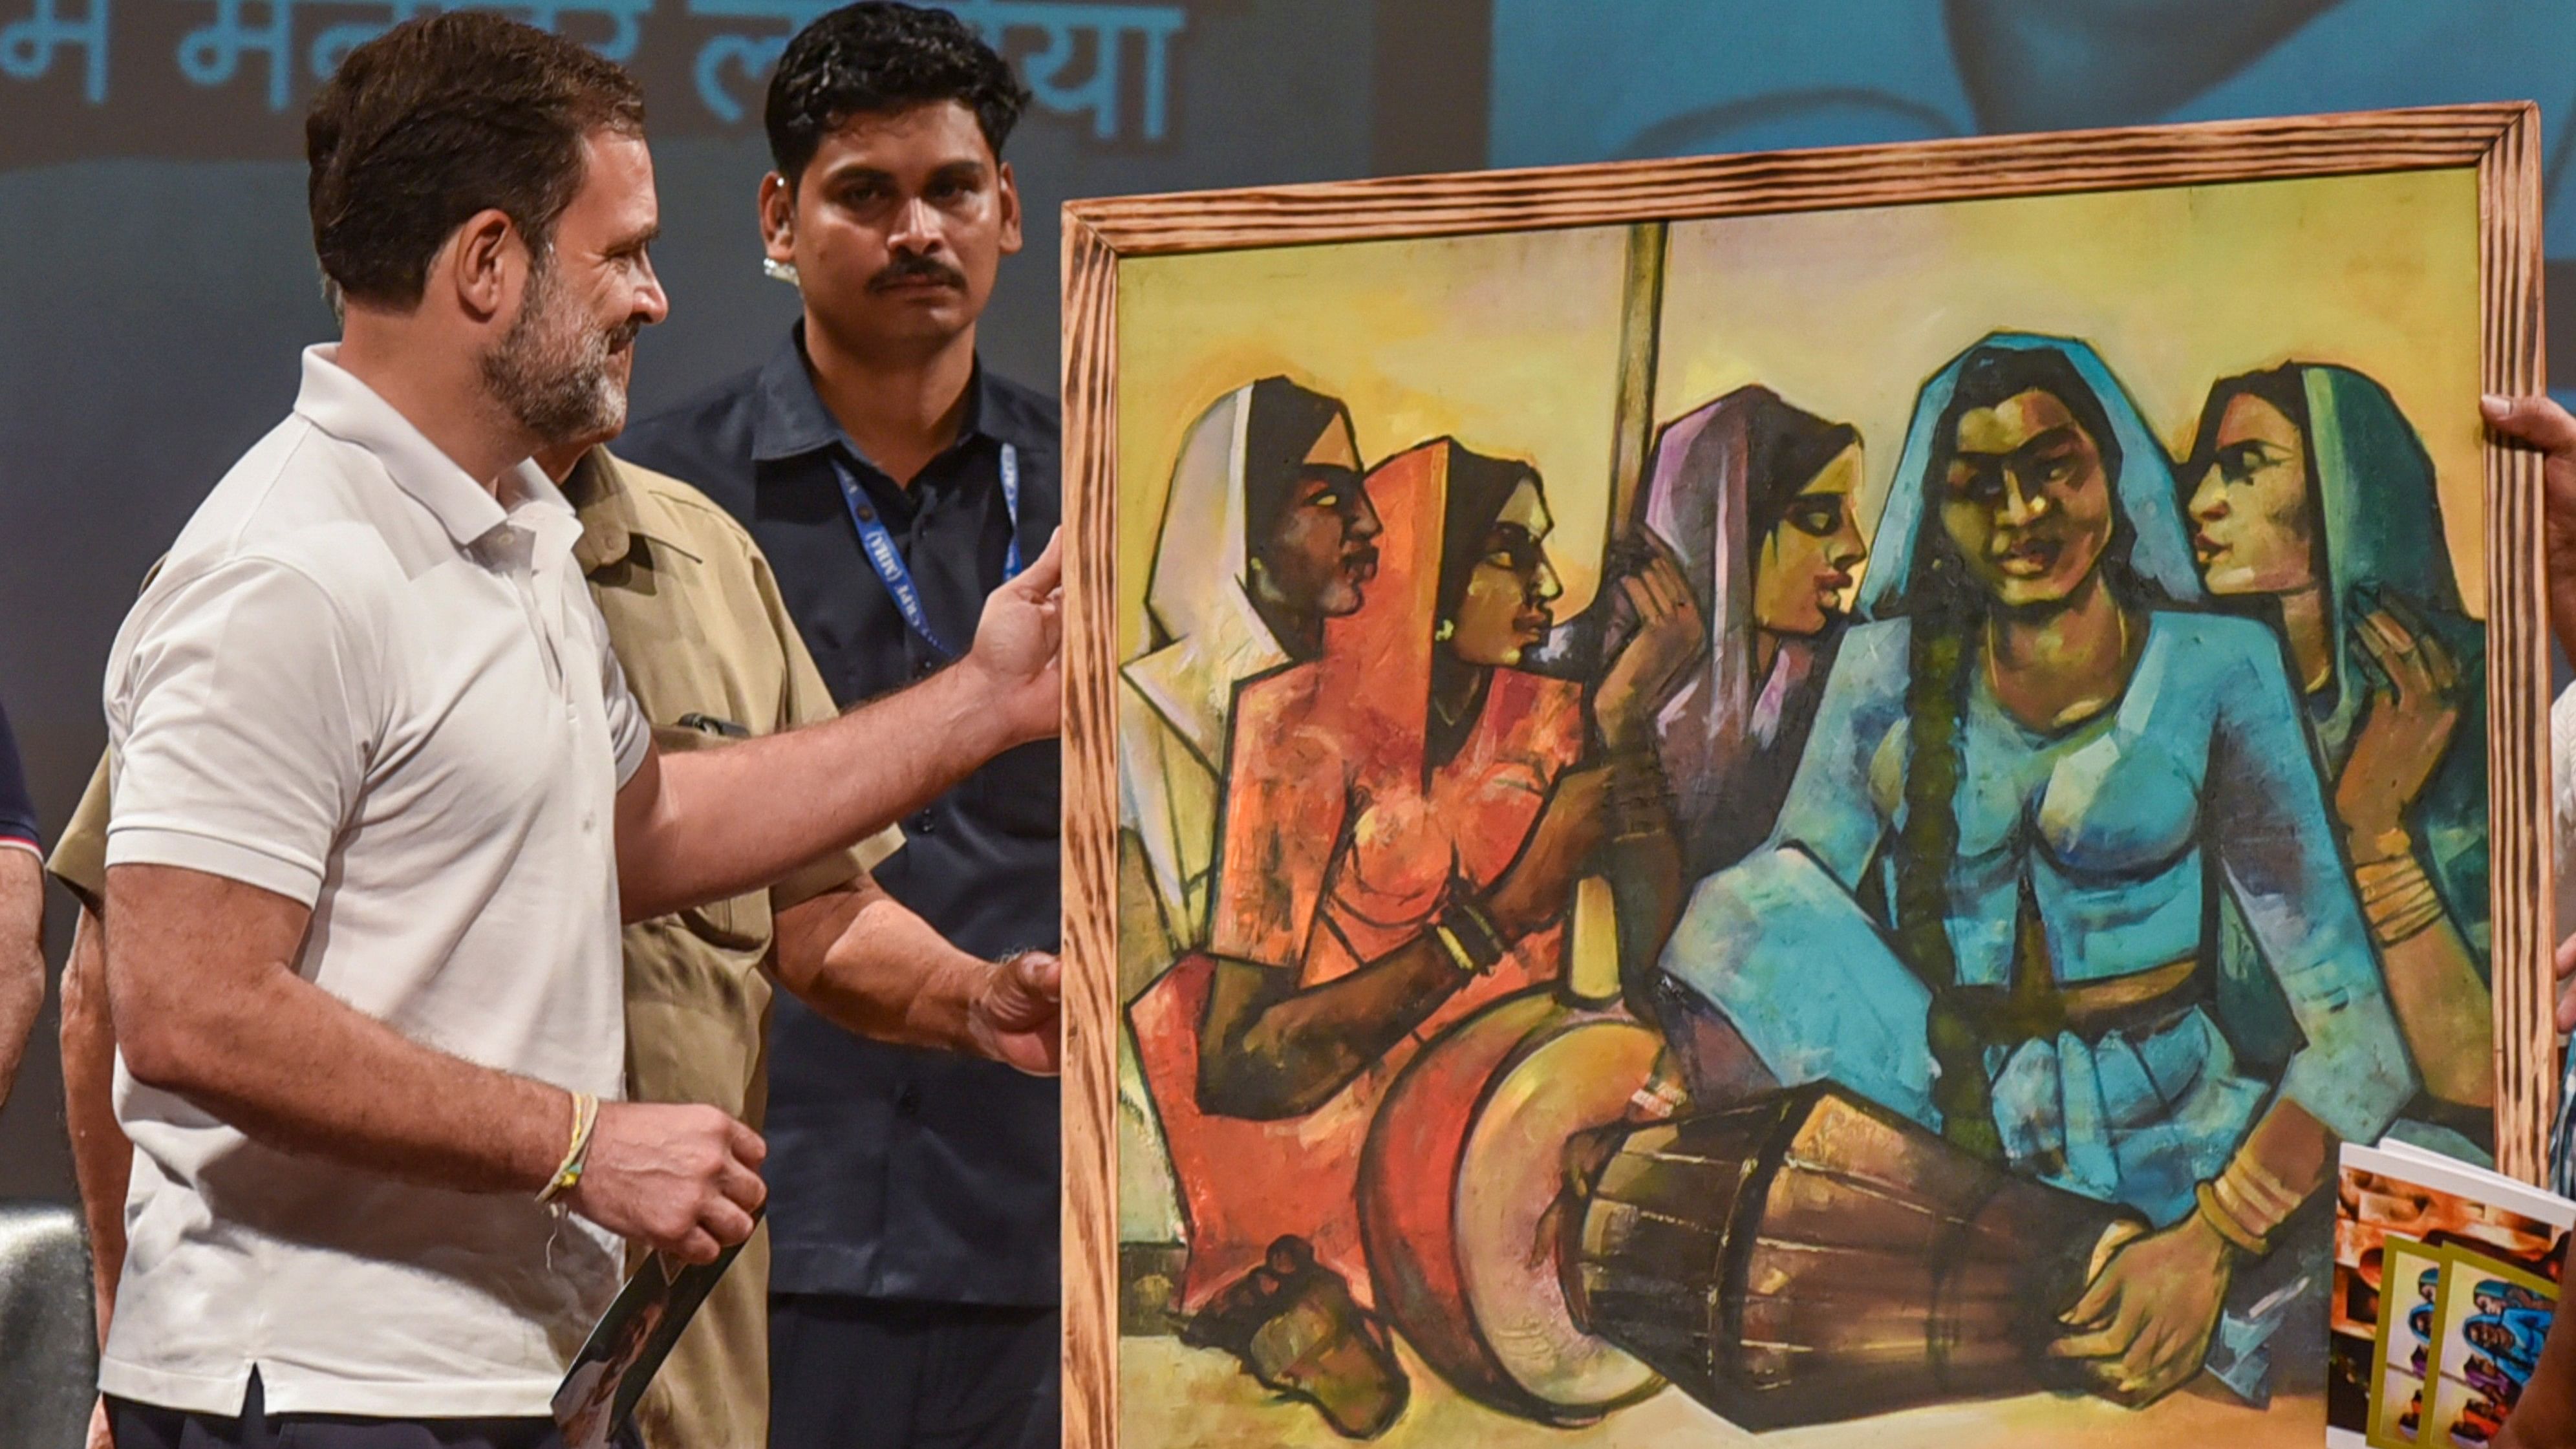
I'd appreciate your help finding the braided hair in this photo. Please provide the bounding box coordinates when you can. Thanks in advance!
[1885,344,2143,1159]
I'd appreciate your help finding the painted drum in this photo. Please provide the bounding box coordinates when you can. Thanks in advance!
[1563,1082,2146,1430]
[1357,984,1668,1424]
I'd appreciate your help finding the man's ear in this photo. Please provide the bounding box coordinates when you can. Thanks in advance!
[759,172,797,265]
[444,207,522,323]
[996,159,1023,257]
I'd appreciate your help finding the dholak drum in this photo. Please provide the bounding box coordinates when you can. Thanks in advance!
[1563,1082,2146,1430]
[1357,983,1668,1424]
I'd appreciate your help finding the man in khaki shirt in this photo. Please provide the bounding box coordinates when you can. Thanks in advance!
[54,446,1057,1449]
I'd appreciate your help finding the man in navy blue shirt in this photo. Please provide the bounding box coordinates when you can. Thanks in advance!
[0,698,40,1110]
[616,5,1058,1445]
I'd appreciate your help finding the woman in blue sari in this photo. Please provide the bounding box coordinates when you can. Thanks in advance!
[2184,363,2491,1135]
[1648,334,2416,1404]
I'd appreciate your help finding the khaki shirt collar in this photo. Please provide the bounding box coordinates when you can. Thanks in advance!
[564,447,705,575]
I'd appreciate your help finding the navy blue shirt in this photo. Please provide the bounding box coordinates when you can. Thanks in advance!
[0,700,36,852]
[618,328,1060,1305]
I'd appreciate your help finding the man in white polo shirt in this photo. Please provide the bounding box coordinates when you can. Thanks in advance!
[94,14,1062,1448]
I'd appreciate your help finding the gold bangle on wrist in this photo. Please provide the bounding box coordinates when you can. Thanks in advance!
[2195,1180,2269,1257]
[2360,854,2444,945]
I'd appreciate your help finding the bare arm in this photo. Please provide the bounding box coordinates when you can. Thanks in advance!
[0,849,39,1110]
[769,874,1060,1075]
[615,533,1063,923]
[2496,1238,2576,1448]
[106,863,764,1261]
[108,863,574,1188]
[58,899,125,1347]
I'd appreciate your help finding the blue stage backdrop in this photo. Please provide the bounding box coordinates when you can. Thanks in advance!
[0,0,2560,1196]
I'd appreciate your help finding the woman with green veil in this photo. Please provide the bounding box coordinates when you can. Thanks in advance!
[1645,333,2417,1407]
[2184,364,2492,1140]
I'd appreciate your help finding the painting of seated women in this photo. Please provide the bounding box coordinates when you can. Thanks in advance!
[1128,434,1702,1326]
[1644,332,2426,1407]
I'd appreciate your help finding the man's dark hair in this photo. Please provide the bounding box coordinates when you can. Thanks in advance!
[764,2,1032,182]
[306,12,645,308]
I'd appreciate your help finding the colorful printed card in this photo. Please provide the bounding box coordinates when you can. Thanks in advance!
[2421,1244,2559,1449]
[2330,1143,2572,1449]
[2367,1237,2447,1447]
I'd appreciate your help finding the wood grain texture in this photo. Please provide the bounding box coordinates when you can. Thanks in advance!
[1059,211,1121,1449]
[1063,105,2526,256]
[1059,102,2553,1444]
[2478,103,2551,1184]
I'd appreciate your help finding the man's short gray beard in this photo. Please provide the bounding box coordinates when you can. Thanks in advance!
[480,255,627,449]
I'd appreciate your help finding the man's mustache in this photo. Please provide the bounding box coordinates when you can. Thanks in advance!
[870,255,967,292]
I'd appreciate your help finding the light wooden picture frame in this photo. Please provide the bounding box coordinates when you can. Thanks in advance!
[1061,103,2548,1449]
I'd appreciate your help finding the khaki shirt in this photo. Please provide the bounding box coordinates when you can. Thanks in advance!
[52,448,899,1448]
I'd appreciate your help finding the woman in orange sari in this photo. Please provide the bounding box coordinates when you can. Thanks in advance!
[1131,436,1702,1322]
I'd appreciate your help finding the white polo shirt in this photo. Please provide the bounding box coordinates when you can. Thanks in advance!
[98,345,650,1419]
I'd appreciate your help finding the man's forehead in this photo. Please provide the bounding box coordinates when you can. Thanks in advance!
[814,100,994,170]
[565,128,658,230]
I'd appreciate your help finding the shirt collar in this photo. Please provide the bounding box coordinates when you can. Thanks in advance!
[563,448,705,575]
[291,343,559,551]
[749,321,1030,467]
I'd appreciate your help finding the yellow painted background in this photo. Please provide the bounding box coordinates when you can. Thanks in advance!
[1115,165,2484,663]
[1655,166,2485,614]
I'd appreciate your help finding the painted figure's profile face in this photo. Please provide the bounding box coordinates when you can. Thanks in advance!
[1250,415,1380,621]
[1448,477,1562,667]
[1939,388,2115,610]
[2187,392,2317,597]
[766,100,1023,356]
[1753,441,1869,638]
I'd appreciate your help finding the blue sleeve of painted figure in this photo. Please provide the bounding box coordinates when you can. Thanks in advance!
[2203,616,2416,1146]
[1765,619,1909,890]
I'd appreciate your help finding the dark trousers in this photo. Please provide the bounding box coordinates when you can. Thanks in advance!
[109,1371,639,1449]
[769,1295,1059,1449]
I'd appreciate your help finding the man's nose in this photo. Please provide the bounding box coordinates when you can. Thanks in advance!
[633,253,671,325]
[888,197,942,253]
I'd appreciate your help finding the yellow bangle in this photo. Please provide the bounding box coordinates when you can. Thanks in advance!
[537,1090,599,1206]
[2195,1180,2270,1256]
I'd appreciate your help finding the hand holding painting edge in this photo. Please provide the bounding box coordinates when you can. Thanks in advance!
[2482,396,2576,1033]
[959,528,1066,749]
[967,949,1064,1076]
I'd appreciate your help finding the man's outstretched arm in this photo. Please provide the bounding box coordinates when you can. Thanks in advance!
[615,530,1062,922]
[770,873,1061,1076]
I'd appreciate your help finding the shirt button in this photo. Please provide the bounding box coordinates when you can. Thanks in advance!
[895,1083,921,1117]
[913,811,936,835]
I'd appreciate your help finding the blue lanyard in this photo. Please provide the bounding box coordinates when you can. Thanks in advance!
[833,443,1021,660]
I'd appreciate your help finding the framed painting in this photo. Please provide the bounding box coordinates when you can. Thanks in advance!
[1059,103,2549,1449]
